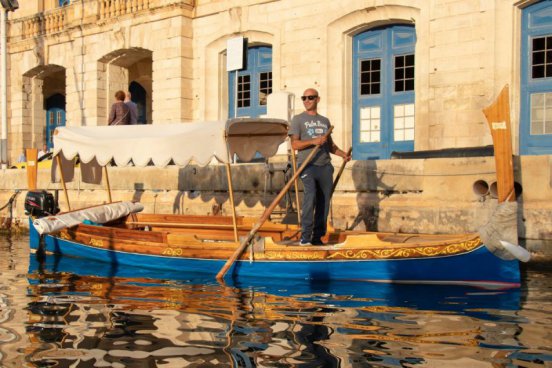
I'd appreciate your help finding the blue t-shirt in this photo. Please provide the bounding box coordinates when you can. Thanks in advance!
[289,112,331,166]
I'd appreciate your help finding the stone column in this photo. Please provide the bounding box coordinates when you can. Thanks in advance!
[150,17,193,124]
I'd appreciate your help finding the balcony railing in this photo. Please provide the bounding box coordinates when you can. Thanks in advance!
[99,0,151,19]
[22,9,65,39]
[11,0,194,41]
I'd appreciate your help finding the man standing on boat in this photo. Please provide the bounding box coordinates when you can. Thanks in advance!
[290,88,351,246]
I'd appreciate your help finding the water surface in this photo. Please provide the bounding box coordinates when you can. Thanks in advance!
[0,233,551,367]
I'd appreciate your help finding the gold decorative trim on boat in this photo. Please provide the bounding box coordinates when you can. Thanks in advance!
[326,238,482,260]
[89,238,104,248]
[264,251,328,260]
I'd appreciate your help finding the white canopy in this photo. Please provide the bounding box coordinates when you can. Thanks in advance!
[51,118,290,184]
[226,118,290,162]
[53,118,289,167]
[53,121,229,167]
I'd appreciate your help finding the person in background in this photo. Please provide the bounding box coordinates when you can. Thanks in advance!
[108,90,130,125]
[38,144,49,159]
[17,149,26,163]
[125,91,138,124]
[289,88,351,246]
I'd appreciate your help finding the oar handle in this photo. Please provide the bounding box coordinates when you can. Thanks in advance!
[216,126,334,281]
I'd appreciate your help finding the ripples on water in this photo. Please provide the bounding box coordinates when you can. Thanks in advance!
[0,233,551,367]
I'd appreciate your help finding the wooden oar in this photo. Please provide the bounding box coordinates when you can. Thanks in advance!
[331,146,352,196]
[216,127,334,281]
[290,146,301,225]
[329,146,352,227]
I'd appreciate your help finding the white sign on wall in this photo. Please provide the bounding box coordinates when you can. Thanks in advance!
[226,36,245,72]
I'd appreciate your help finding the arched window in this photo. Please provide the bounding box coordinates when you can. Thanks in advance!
[352,25,416,159]
[521,0,552,155]
[45,94,66,150]
[228,46,272,118]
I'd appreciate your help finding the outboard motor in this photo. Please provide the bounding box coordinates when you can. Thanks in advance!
[25,190,59,218]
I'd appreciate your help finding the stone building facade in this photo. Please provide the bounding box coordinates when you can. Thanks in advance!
[1,0,552,247]
[3,0,552,160]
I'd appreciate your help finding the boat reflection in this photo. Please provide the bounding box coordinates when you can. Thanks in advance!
[25,252,524,367]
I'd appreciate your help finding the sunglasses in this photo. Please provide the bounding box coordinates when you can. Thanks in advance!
[301,95,318,101]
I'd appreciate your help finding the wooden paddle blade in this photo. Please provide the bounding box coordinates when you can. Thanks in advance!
[26,148,38,190]
[482,85,515,203]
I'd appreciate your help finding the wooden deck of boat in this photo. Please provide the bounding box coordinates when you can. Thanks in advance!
[57,214,481,262]
[43,210,479,264]
[124,213,474,246]
[124,213,302,242]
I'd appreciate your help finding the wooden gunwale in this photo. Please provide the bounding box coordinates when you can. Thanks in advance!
[131,213,245,225]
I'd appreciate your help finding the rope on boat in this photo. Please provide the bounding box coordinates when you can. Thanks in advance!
[0,191,20,212]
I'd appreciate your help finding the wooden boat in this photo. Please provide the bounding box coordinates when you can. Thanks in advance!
[28,88,526,289]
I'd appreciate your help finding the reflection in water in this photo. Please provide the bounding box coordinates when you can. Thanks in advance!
[0,234,551,367]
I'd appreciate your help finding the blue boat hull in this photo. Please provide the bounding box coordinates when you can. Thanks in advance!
[28,252,522,312]
[29,220,521,289]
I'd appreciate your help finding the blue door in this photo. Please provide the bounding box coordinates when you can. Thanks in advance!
[229,46,272,118]
[45,94,66,150]
[129,81,147,124]
[520,0,552,155]
[352,25,416,160]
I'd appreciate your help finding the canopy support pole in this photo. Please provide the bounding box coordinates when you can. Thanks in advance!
[290,145,301,225]
[56,155,71,211]
[225,162,239,242]
[104,166,112,203]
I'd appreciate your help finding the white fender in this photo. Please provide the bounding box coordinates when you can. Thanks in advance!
[33,201,144,235]
[499,240,531,263]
